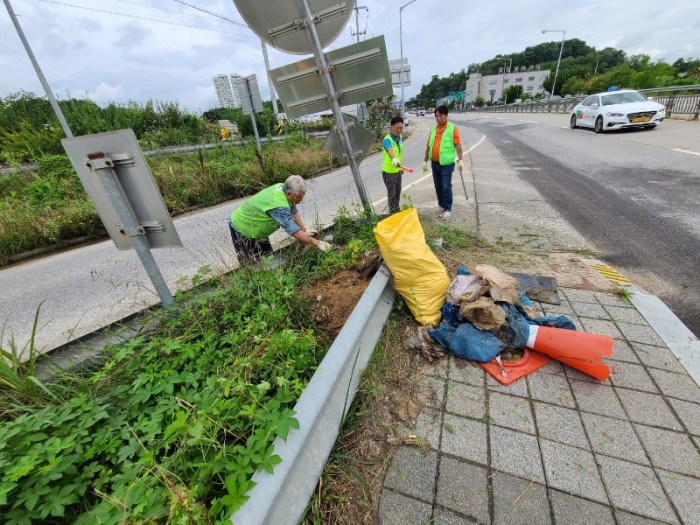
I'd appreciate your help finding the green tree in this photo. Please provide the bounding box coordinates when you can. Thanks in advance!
[503,84,524,103]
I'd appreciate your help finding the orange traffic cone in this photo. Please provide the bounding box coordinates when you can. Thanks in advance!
[526,325,613,381]
[481,348,550,385]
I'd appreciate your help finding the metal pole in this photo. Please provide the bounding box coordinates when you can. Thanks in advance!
[296,0,372,210]
[3,0,73,138]
[261,40,279,119]
[542,29,566,99]
[87,154,174,307]
[399,0,417,119]
[245,78,263,154]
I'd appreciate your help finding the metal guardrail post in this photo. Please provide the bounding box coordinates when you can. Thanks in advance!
[694,100,700,121]
[667,93,675,118]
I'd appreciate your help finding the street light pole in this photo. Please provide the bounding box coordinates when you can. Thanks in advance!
[542,29,566,99]
[399,0,417,118]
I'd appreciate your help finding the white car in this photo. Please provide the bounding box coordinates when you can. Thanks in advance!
[569,90,665,133]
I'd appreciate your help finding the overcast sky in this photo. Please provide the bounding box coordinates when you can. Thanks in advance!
[1,0,698,113]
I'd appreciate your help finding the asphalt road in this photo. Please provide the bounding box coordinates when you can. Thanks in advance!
[452,112,700,337]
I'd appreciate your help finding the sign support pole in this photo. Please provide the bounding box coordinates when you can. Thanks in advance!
[296,0,372,212]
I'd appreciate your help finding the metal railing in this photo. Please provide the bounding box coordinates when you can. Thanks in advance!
[465,84,700,119]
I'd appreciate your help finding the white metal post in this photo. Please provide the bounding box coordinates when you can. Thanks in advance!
[399,0,417,118]
[542,29,566,99]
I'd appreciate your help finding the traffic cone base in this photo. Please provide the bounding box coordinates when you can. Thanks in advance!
[481,348,551,386]
[526,325,613,381]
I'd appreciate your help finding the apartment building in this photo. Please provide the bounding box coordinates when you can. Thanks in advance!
[465,67,551,103]
[212,74,243,108]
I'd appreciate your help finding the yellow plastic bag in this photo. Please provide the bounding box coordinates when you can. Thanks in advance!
[374,208,449,324]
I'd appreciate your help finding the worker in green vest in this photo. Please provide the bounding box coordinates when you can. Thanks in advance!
[381,115,405,214]
[229,175,331,262]
[422,105,464,220]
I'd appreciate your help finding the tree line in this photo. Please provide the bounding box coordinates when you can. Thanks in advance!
[410,38,700,107]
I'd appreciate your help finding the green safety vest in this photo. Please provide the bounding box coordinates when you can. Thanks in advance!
[381,132,403,173]
[428,122,457,166]
[230,183,291,239]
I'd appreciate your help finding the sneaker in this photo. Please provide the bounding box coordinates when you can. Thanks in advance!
[441,210,451,220]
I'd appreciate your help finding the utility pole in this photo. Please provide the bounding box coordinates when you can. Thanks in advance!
[351,5,368,43]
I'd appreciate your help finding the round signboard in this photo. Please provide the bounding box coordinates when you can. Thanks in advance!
[233,0,355,54]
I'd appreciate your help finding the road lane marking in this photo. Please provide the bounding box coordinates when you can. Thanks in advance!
[673,148,700,157]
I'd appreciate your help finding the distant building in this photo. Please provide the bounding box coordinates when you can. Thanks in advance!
[212,74,243,108]
[465,67,551,103]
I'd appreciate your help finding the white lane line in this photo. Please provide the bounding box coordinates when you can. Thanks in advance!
[673,148,700,157]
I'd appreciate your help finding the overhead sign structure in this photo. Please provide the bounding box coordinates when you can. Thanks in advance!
[270,36,393,119]
[233,0,355,55]
[62,129,181,306]
[324,113,375,160]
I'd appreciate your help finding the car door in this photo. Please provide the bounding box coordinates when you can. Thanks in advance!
[577,96,593,127]
[586,96,601,127]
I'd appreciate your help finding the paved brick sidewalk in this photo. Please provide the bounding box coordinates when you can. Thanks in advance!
[378,287,700,524]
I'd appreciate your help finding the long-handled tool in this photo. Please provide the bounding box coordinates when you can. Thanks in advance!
[457,164,469,201]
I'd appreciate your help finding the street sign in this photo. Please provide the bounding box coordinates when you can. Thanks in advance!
[62,130,181,250]
[324,113,375,159]
[388,58,411,88]
[270,36,392,119]
[232,0,355,54]
[235,75,264,116]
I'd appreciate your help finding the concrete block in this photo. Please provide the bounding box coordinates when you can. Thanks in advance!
[489,392,536,434]
[527,370,576,409]
[668,398,700,436]
[533,402,589,449]
[597,455,677,523]
[579,317,623,339]
[594,292,633,308]
[441,413,488,465]
[449,357,486,387]
[570,380,627,419]
[411,407,442,450]
[550,489,614,525]
[435,456,490,523]
[445,381,486,420]
[490,426,544,482]
[603,305,648,325]
[432,507,474,525]
[616,388,683,431]
[378,488,433,525]
[658,470,700,525]
[634,425,700,477]
[492,471,551,525]
[606,339,640,364]
[563,289,599,304]
[383,446,438,501]
[581,413,648,464]
[616,322,665,346]
[570,301,609,320]
[608,362,658,393]
[632,343,686,374]
[646,367,700,402]
[486,372,529,397]
[418,374,447,410]
[540,439,608,503]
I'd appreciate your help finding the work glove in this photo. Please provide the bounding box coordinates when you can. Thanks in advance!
[458,160,464,173]
[391,157,401,168]
[307,229,318,239]
[422,162,429,173]
[317,241,333,252]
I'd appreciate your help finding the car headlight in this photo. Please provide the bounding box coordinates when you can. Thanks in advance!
[606,112,624,117]
[657,109,666,115]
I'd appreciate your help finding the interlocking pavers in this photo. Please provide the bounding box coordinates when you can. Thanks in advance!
[441,413,488,465]
[570,301,609,320]
[549,490,614,524]
[570,380,627,419]
[486,373,529,397]
[449,357,486,387]
[615,510,672,524]
[533,402,589,449]
[378,489,433,525]
[604,304,648,325]
[492,471,551,525]
[410,407,441,450]
[646,367,700,402]
[383,446,438,500]
[634,425,700,477]
[562,289,599,304]
[490,426,545,482]
[616,322,666,346]
[527,369,577,409]
[608,362,658,393]
[488,392,535,434]
[435,456,490,523]
[425,355,449,379]
[540,439,608,503]
[579,317,624,339]
[616,388,683,431]
[657,470,700,525]
[597,456,678,523]
[631,342,686,373]
[418,374,447,409]
[542,303,576,317]
[593,292,632,307]
[607,339,640,364]
[580,413,649,464]
[445,381,486,420]
[667,398,700,436]
[432,507,475,525]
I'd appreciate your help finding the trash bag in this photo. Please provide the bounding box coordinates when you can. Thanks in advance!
[374,208,450,325]
[428,322,505,362]
[459,296,507,331]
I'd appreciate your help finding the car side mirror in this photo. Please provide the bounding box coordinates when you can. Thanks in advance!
[591,103,599,109]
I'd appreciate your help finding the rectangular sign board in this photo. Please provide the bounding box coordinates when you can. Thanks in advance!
[62,129,182,250]
[270,35,392,119]
[235,74,264,115]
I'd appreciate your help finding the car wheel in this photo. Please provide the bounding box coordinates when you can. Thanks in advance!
[594,116,604,134]
[570,114,578,129]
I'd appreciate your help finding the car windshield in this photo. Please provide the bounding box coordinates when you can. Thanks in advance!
[601,92,647,106]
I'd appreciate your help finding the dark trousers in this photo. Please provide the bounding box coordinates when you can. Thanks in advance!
[229,222,272,262]
[382,170,403,214]
[431,161,455,211]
